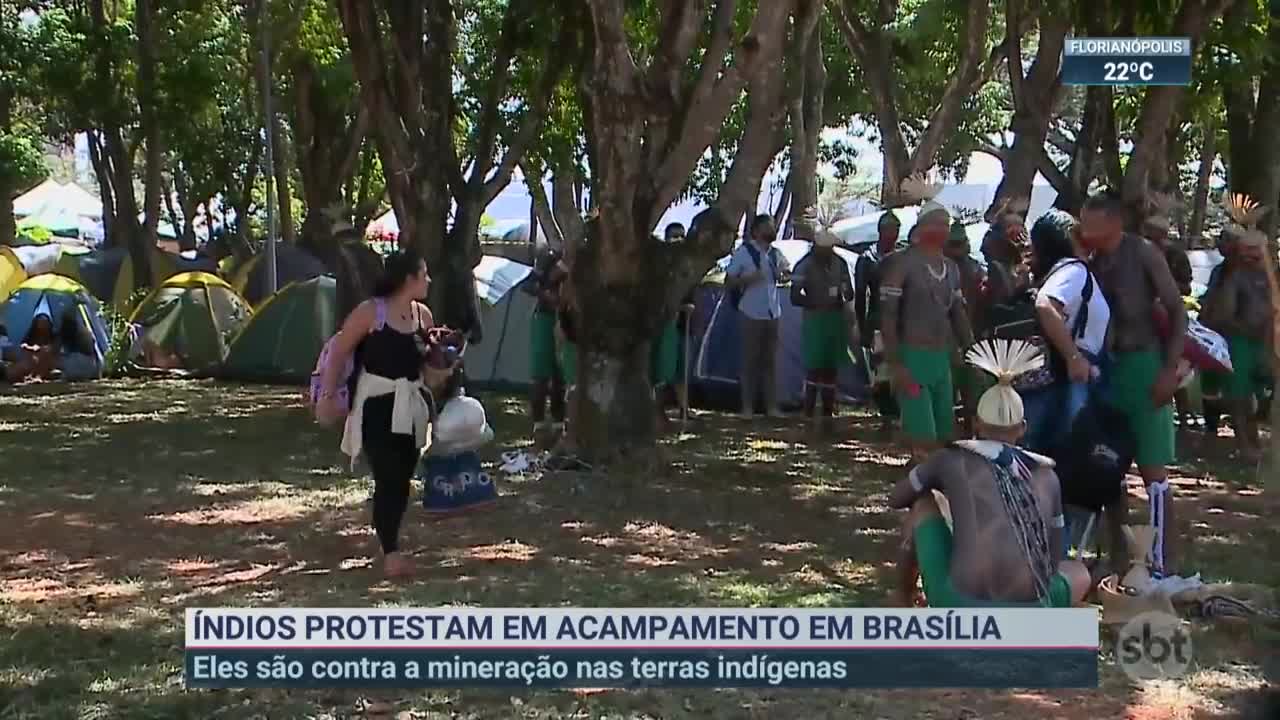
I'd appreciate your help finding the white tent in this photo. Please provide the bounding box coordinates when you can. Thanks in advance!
[13,181,102,220]
[367,208,398,236]
[467,255,537,387]
[830,206,990,259]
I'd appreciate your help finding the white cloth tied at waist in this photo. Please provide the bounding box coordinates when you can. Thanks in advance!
[341,372,431,467]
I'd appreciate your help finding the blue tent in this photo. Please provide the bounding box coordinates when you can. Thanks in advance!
[2,274,111,363]
[690,239,866,409]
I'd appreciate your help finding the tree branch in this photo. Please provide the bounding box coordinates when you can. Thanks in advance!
[468,0,526,189]
[907,0,995,175]
[479,27,573,207]
[651,0,795,215]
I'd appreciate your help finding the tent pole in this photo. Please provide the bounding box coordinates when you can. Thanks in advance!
[260,0,278,295]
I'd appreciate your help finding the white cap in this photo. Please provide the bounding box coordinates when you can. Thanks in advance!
[965,339,1045,428]
[919,200,950,223]
[814,230,839,248]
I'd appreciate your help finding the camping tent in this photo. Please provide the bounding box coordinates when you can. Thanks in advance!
[2,274,110,365]
[228,245,328,306]
[13,180,102,220]
[0,247,28,302]
[831,207,990,258]
[129,272,252,371]
[691,239,866,409]
[222,275,337,383]
[465,255,536,387]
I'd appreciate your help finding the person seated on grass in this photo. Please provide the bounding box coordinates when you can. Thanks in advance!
[55,310,104,381]
[889,338,1092,608]
[8,303,61,382]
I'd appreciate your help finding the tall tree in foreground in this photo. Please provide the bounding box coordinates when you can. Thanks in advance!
[337,0,572,332]
[566,0,802,459]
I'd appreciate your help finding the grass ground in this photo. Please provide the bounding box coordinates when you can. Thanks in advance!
[0,379,1277,719]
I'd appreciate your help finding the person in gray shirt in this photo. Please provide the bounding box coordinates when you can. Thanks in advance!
[725,214,792,417]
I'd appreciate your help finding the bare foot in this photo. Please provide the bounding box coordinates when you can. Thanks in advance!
[383,552,414,578]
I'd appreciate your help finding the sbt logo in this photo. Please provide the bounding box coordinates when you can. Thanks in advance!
[1115,612,1193,681]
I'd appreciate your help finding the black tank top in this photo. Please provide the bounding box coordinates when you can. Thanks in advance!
[358,303,429,438]
[360,323,428,380]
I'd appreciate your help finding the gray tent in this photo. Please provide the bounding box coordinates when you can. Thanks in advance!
[466,255,536,387]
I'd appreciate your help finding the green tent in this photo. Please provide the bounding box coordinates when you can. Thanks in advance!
[130,272,252,372]
[223,275,337,383]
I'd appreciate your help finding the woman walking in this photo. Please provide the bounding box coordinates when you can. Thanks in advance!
[317,250,434,578]
[1022,210,1111,452]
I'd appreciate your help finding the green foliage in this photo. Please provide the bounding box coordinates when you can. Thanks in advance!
[16,223,52,244]
[101,288,151,378]
[0,128,47,189]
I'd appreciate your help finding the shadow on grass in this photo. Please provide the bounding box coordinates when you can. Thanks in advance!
[0,380,1273,718]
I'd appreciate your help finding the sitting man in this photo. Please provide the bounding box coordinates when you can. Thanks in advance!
[890,338,1092,608]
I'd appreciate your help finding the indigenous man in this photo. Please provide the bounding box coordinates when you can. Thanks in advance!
[880,180,975,463]
[1203,195,1276,460]
[652,223,697,427]
[1201,227,1240,436]
[524,239,569,438]
[791,227,856,432]
[946,219,986,433]
[1144,215,1194,297]
[854,211,902,430]
[1081,191,1188,577]
[979,204,1031,332]
[1143,211,1197,428]
[891,339,1092,608]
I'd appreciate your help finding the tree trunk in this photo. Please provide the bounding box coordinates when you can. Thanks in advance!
[136,0,161,290]
[570,0,794,461]
[988,9,1068,217]
[1054,85,1111,214]
[0,87,15,247]
[772,173,793,232]
[273,116,295,245]
[86,131,117,242]
[788,5,823,238]
[1187,127,1216,245]
[1121,0,1233,215]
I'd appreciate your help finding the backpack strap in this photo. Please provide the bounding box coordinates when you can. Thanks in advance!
[744,242,762,268]
[372,297,388,331]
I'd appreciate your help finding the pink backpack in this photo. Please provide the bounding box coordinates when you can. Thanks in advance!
[309,298,388,420]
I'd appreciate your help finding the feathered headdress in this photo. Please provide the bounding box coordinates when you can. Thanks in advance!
[892,173,946,225]
[1142,191,1182,233]
[795,204,843,247]
[965,339,1045,428]
[1224,193,1269,247]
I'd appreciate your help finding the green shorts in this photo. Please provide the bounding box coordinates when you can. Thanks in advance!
[914,516,1073,608]
[560,341,577,386]
[898,345,955,443]
[530,310,559,381]
[803,310,852,371]
[1224,335,1265,400]
[651,320,679,387]
[1107,350,1175,467]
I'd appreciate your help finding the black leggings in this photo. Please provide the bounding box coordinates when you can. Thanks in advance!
[364,431,419,554]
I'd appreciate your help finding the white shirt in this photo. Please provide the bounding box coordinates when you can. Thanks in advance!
[1037,258,1111,356]
[726,240,792,321]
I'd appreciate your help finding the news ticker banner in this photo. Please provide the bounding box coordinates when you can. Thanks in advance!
[1062,37,1192,86]
[185,608,1099,689]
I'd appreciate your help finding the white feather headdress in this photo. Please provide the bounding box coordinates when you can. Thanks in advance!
[965,339,1044,428]
[900,173,948,223]
[1224,193,1270,247]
